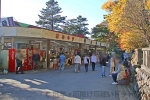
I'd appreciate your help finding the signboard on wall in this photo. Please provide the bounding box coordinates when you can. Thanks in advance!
[0,17,15,27]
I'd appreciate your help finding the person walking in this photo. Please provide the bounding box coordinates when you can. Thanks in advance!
[59,53,66,73]
[74,52,81,73]
[84,54,90,72]
[91,53,97,71]
[101,54,107,77]
[16,49,25,74]
[32,50,40,71]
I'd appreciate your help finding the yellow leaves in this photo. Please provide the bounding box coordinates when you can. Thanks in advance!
[102,0,115,11]
[119,32,147,51]
[103,0,127,34]
[144,0,150,10]
[102,0,150,51]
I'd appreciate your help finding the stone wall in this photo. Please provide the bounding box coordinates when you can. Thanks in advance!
[128,65,141,100]
[129,48,150,100]
[135,68,150,100]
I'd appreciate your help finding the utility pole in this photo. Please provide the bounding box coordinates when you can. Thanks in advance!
[0,0,1,23]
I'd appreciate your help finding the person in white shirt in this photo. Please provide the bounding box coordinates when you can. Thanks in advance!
[74,52,81,73]
[84,54,90,72]
[91,53,97,71]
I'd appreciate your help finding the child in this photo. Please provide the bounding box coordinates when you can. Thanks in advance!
[84,54,90,72]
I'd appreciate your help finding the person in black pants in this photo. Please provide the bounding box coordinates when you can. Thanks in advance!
[101,54,107,77]
[16,50,24,74]
[84,54,90,72]
[91,53,97,71]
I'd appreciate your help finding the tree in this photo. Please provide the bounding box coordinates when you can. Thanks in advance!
[91,21,118,51]
[36,0,66,31]
[91,25,109,42]
[62,15,89,35]
[102,0,116,12]
[102,0,150,51]
[118,32,147,52]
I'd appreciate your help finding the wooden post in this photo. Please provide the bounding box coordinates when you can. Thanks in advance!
[11,37,14,49]
[46,39,50,69]
[79,43,82,55]
[95,45,97,54]
[39,42,43,50]
[28,40,31,49]
[1,36,4,49]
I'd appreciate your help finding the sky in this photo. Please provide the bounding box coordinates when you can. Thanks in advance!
[1,0,107,30]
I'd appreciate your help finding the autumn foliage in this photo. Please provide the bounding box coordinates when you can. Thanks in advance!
[102,0,150,51]
[102,0,115,12]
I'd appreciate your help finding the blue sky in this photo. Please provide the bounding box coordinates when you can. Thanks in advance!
[1,0,107,30]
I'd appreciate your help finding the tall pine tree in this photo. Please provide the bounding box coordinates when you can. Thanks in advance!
[62,15,89,35]
[36,0,66,31]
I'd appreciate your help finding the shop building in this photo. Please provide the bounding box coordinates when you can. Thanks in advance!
[0,17,108,72]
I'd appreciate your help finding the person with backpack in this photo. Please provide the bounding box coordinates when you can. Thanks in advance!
[84,54,90,72]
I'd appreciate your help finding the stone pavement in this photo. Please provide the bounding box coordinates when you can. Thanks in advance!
[0,64,132,100]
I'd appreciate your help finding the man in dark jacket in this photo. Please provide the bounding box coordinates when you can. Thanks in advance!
[32,50,40,71]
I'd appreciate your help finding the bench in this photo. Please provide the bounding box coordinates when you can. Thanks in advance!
[118,68,130,85]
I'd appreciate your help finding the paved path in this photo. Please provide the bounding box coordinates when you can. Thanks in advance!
[0,64,120,100]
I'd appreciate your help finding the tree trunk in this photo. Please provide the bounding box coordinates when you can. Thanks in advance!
[52,15,54,30]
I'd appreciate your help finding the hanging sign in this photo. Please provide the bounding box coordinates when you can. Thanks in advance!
[0,17,15,26]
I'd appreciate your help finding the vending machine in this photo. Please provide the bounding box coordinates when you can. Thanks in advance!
[27,49,33,70]
[20,49,28,71]
[1,49,33,72]
[8,49,16,72]
[1,49,16,72]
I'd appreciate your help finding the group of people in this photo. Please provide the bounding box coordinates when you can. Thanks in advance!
[59,52,110,74]
[109,53,129,84]
[59,52,129,85]
[16,49,129,85]
[16,49,40,74]
[58,52,98,73]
